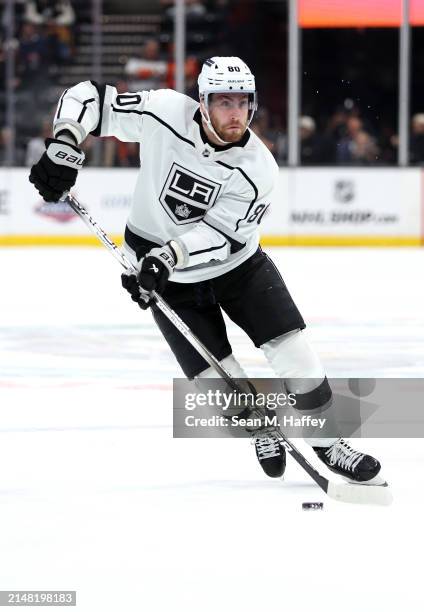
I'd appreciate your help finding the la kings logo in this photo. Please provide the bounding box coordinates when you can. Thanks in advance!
[159,163,221,225]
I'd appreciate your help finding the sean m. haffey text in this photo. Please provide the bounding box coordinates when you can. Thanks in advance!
[183,389,327,430]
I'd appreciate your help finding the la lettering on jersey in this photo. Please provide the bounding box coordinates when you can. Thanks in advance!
[160,163,222,224]
[54,83,279,282]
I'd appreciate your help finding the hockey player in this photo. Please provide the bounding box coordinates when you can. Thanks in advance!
[29,56,383,484]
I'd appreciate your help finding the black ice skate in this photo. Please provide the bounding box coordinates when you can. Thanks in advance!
[313,438,384,485]
[255,437,286,478]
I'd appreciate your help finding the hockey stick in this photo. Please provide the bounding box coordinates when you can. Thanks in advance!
[65,192,392,506]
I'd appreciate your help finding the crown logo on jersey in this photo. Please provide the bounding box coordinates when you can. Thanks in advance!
[175,203,191,218]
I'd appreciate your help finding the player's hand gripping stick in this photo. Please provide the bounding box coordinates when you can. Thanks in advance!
[29,138,85,202]
[121,243,178,309]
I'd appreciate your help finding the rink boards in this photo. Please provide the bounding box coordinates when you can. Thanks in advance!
[0,167,422,246]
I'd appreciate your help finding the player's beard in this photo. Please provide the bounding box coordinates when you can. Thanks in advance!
[215,121,247,143]
[212,121,247,142]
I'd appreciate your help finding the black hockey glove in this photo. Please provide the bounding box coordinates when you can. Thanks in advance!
[121,242,178,310]
[29,138,85,202]
[121,271,151,310]
[139,243,177,293]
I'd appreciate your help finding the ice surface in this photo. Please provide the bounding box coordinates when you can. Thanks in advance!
[0,247,423,611]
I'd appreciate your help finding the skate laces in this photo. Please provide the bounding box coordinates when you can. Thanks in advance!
[325,439,364,472]
[255,437,281,460]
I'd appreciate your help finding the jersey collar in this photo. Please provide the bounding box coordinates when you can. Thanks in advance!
[193,109,250,151]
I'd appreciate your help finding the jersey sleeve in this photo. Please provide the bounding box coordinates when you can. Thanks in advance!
[53,80,152,144]
[174,162,277,269]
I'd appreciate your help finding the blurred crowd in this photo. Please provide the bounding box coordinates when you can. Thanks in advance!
[2,0,424,167]
[3,1,75,84]
[248,104,424,167]
[1,0,76,163]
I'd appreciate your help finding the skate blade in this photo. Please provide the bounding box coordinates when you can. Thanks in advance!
[327,481,393,506]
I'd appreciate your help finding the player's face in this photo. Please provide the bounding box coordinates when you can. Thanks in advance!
[207,93,249,142]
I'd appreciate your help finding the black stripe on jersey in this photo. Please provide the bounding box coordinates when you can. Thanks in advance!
[77,98,96,123]
[56,89,69,118]
[215,160,259,231]
[111,106,196,148]
[204,59,215,66]
[189,242,227,256]
[202,219,246,254]
[90,82,106,137]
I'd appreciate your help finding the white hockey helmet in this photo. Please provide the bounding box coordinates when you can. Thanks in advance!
[198,56,258,144]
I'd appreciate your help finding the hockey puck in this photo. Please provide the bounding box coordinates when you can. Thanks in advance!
[302,502,324,511]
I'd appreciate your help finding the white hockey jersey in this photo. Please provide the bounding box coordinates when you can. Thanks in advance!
[53,81,279,283]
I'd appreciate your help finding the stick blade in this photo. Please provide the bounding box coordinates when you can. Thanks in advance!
[327,481,393,506]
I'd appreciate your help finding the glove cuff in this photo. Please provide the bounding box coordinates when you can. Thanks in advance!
[54,129,79,146]
[167,239,187,269]
[45,138,85,169]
